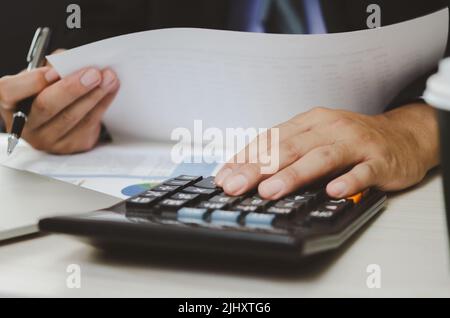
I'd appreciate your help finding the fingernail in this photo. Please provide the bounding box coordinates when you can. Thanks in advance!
[224,174,248,194]
[260,179,285,198]
[215,168,233,186]
[80,69,101,87]
[328,181,348,197]
[101,70,116,90]
[45,69,59,82]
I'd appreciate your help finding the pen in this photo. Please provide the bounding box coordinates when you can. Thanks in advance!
[7,27,52,155]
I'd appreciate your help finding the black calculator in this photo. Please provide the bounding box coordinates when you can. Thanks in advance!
[39,175,387,261]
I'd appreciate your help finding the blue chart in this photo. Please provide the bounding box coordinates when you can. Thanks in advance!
[120,162,218,197]
[121,183,154,197]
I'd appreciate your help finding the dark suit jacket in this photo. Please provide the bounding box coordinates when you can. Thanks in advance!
[0,0,448,105]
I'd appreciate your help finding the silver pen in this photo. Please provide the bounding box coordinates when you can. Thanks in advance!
[7,27,52,155]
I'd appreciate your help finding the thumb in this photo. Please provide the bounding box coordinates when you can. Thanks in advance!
[326,161,381,198]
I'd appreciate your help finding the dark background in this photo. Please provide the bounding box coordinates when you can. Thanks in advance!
[0,0,448,102]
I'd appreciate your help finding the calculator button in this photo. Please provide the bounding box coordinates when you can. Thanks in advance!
[245,213,276,228]
[308,200,350,223]
[175,175,203,182]
[298,189,324,201]
[284,195,313,207]
[142,191,168,199]
[308,210,336,222]
[274,200,307,211]
[177,208,208,224]
[198,201,228,210]
[210,210,242,226]
[347,192,363,204]
[327,198,353,206]
[183,186,219,197]
[266,206,295,215]
[171,192,200,201]
[126,196,158,210]
[163,179,193,187]
[285,194,310,202]
[193,177,218,189]
[152,185,180,193]
[234,205,259,213]
[209,195,241,205]
[160,199,188,210]
[241,196,270,208]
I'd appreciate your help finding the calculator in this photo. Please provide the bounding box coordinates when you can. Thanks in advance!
[39,175,387,261]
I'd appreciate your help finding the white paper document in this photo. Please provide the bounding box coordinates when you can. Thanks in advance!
[0,135,218,198]
[49,9,449,141]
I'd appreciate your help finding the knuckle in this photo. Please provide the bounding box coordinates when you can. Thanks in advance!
[282,138,301,158]
[60,110,77,124]
[33,95,52,116]
[331,117,354,130]
[316,147,337,166]
[238,163,262,179]
[309,106,329,115]
[282,166,301,186]
[60,77,85,97]
[292,113,305,123]
[81,112,100,127]
[360,130,380,144]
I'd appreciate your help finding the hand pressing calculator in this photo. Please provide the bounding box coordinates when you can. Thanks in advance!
[39,175,387,261]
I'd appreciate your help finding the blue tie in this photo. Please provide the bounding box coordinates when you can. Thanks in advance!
[228,0,270,32]
[302,0,327,34]
[229,0,327,34]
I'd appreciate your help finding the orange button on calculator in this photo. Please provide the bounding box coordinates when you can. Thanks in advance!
[347,190,370,204]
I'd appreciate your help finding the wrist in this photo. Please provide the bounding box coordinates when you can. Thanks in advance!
[381,103,440,171]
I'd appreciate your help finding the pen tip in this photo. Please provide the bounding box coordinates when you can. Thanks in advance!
[7,135,18,156]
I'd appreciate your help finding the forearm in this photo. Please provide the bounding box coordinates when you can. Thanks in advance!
[381,103,440,172]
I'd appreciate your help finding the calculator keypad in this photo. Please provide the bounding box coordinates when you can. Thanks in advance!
[125,175,366,232]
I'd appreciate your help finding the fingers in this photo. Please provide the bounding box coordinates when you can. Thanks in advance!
[33,69,119,145]
[326,161,381,198]
[219,130,331,195]
[49,119,102,155]
[0,67,57,109]
[215,124,312,186]
[258,143,361,200]
[215,108,337,186]
[48,87,119,154]
[27,68,103,129]
[215,125,290,185]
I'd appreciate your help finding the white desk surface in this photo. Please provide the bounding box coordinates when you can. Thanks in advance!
[0,172,449,298]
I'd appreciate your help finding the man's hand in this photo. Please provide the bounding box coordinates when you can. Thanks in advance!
[215,104,439,199]
[0,64,119,154]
